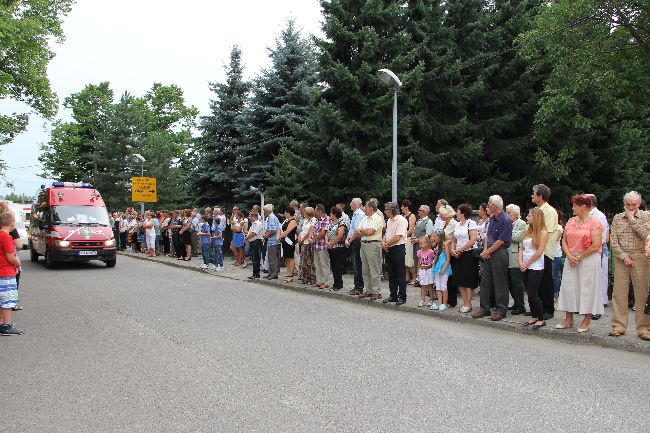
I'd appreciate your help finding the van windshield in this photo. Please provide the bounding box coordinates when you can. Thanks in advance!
[51,206,110,226]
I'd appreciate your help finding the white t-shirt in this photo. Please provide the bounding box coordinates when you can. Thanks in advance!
[554,224,564,258]
[453,219,478,250]
[522,237,545,270]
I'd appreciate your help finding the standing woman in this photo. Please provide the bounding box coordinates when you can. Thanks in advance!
[160,211,171,256]
[401,200,417,284]
[179,209,193,261]
[326,206,347,291]
[556,194,604,332]
[552,211,565,300]
[519,208,549,329]
[170,211,183,259]
[279,208,298,283]
[230,209,245,266]
[144,211,156,257]
[298,207,316,285]
[451,204,480,313]
[119,213,128,251]
[128,215,139,252]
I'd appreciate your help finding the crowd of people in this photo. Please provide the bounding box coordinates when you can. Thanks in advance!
[112,184,650,342]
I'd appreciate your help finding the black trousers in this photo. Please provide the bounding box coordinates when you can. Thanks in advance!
[524,268,545,320]
[119,232,128,250]
[541,256,555,315]
[329,247,345,289]
[172,232,183,258]
[161,233,171,254]
[250,240,261,278]
[350,238,364,290]
[386,244,407,300]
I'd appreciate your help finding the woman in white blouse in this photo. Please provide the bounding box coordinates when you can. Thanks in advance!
[297,207,316,285]
[519,208,549,329]
[451,204,480,313]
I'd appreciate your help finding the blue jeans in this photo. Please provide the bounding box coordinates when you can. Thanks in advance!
[212,244,223,267]
[552,257,563,296]
[201,243,211,265]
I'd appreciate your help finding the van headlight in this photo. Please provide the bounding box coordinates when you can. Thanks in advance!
[55,240,70,247]
[104,239,116,247]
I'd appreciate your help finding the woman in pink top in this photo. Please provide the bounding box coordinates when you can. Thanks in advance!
[556,194,604,332]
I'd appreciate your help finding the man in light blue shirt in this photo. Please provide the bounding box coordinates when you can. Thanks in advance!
[264,204,280,280]
[344,197,365,294]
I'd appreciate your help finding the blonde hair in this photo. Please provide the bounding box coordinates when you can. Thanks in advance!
[418,236,431,248]
[524,208,546,248]
[304,206,315,218]
[438,205,455,218]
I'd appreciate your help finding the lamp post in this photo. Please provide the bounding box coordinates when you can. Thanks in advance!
[377,68,402,204]
[133,153,146,214]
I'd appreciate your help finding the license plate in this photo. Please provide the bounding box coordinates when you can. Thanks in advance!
[78,250,97,256]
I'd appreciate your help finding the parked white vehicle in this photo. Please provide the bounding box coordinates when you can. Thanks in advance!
[15,220,29,250]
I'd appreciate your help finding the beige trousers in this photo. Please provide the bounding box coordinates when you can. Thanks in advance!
[361,242,382,294]
[314,250,332,286]
[611,254,650,335]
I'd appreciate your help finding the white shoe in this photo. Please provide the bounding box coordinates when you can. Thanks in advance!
[200,264,208,269]
[208,264,216,270]
[217,266,224,272]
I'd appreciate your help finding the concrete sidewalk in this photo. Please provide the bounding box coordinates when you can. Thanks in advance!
[118,250,649,355]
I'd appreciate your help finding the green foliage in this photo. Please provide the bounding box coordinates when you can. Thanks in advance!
[40,82,198,210]
[190,46,249,208]
[520,0,650,211]
[0,0,72,174]
[2,192,34,203]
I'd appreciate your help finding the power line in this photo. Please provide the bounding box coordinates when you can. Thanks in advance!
[431,3,607,81]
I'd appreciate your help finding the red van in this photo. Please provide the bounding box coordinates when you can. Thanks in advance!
[29,182,117,268]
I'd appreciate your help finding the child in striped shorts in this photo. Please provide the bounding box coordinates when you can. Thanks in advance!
[0,210,22,335]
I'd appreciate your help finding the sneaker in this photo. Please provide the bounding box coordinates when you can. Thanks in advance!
[0,324,23,335]
[438,304,446,312]
[208,264,216,270]
[200,264,208,269]
[217,266,224,272]
[430,304,439,311]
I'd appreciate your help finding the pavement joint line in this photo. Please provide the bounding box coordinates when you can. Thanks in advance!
[118,252,650,356]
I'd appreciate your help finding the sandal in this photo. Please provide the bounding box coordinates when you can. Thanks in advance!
[319,284,329,290]
[349,290,362,296]
[523,320,537,326]
[417,302,425,308]
[608,329,625,337]
[370,293,382,301]
[282,277,293,283]
[555,321,574,329]
[12,306,22,311]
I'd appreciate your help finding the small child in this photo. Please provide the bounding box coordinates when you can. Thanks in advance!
[431,228,452,311]
[198,215,212,269]
[416,236,436,307]
[211,217,224,271]
[0,211,22,335]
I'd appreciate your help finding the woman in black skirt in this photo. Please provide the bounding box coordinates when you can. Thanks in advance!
[451,203,480,313]
[279,208,298,282]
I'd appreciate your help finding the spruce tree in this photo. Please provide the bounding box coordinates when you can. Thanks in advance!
[191,46,249,207]
[235,20,317,205]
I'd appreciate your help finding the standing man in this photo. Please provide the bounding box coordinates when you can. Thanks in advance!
[311,204,332,289]
[382,202,408,305]
[293,201,306,271]
[263,204,280,280]
[354,200,385,300]
[345,198,365,295]
[586,193,610,314]
[245,211,264,280]
[531,184,559,320]
[472,195,512,321]
[191,209,201,257]
[608,191,650,341]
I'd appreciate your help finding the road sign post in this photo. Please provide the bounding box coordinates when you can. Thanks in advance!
[131,177,157,212]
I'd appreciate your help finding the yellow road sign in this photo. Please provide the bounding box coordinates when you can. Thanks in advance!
[132,177,157,202]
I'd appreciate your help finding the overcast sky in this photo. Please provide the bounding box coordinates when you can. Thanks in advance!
[0,0,323,198]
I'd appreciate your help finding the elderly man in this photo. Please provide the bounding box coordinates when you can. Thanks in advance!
[353,200,385,300]
[345,198,365,294]
[382,202,408,305]
[586,194,610,314]
[531,184,559,320]
[472,195,513,321]
[411,205,434,288]
[506,204,527,315]
[311,204,332,289]
[609,191,650,341]
[245,211,264,280]
[263,204,281,280]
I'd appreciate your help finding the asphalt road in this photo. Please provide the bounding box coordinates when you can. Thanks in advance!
[1,252,648,433]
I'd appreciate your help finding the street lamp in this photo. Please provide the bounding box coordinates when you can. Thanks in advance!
[377,68,402,204]
[133,154,146,214]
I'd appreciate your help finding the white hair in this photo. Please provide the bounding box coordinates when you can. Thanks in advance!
[351,197,362,207]
[419,205,430,214]
[438,205,455,218]
[263,204,274,212]
[623,191,642,204]
[505,204,520,218]
[488,195,504,210]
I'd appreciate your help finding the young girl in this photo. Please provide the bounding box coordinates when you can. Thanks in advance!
[416,236,436,307]
[431,229,452,311]
[519,208,549,329]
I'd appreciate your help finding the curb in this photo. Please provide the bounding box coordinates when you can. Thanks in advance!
[119,252,650,356]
